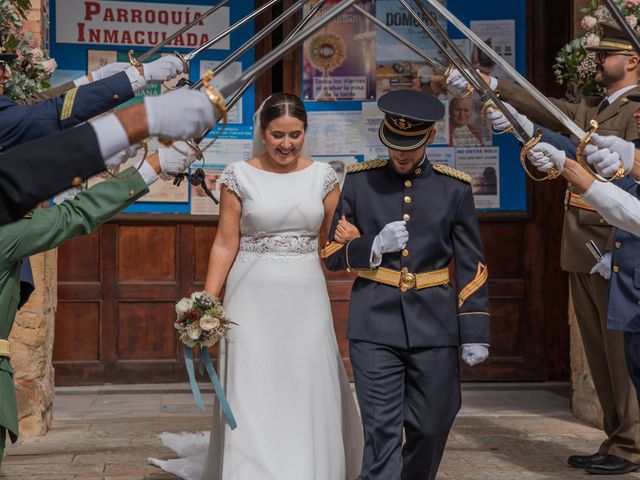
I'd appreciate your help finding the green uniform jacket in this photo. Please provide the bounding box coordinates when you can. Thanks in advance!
[496,80,640,272]
[0,168,148,446]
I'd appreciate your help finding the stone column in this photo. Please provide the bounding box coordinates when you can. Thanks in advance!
[8,0,57,439]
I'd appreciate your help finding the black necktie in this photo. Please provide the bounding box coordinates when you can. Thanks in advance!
[597,99,609,114]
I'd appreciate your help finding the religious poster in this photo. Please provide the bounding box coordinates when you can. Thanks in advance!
[427,147,456,168]
[448,96,491,147]
[361,101,387,160]
[455,146,500,209]
[302,1,376,101]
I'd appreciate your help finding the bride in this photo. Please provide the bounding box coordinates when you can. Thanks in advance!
[150,93,363,479]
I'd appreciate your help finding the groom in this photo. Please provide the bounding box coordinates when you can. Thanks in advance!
[323,89,491,479]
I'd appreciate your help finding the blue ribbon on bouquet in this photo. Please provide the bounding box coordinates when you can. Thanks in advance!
[184,346,237,430]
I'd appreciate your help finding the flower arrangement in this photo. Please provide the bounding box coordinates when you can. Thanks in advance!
[553,0,640,100]
[0,0,54,100]
[174,291,233,348]
[174,290,237,429]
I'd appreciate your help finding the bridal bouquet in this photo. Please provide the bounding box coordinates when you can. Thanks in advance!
[174,291,232,348]
[174,291,237,429]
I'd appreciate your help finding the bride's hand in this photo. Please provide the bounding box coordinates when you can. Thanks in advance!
[334,215,361,244]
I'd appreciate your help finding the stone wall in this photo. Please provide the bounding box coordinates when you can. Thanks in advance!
[9,0,57,439]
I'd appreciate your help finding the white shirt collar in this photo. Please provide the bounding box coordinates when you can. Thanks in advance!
[606,84,638,104]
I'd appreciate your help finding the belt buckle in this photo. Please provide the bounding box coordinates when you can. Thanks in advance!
[399,267,416,292]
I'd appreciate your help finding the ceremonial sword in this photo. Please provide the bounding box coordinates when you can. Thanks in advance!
[351,4,445,72]
[423,0,625,182]
[407,0,556,181]
[131,0,283,74]
[133,0,230,64]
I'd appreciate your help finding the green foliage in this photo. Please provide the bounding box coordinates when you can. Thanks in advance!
[0,1,52,100]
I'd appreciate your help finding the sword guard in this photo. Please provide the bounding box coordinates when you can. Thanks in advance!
[480,100,513,135]
[519,129,559,182]
[441,64,473,98]
[575,119,623,182]
[128,49,141,67]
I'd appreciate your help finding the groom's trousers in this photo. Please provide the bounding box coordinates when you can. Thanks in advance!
[350,340,461,480]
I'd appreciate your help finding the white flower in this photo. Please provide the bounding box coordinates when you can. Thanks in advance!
[200,315,220,332]
[191,291,208,301]
[175,298,194,316]
[584,33,600,48]
[180,331,196,348]
[201,335,220,347]
[212,305,224,318]
[186,324,202,340]
[627,15,638,29]
[581,15,597,31]
[31,47,44,61]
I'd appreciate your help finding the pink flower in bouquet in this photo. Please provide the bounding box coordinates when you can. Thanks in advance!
[627,0,640,8]
[593,6,606,20]
[627,15,639,29]
[40,58,57,74]
[581,15,597,30]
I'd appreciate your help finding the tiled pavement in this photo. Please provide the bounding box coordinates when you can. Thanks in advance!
[3,383,639,479]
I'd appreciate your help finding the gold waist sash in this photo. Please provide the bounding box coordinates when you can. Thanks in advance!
[358,266,449,292]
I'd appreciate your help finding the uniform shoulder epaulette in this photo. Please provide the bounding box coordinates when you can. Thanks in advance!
[432,164,472,184]
[347,158,387,173]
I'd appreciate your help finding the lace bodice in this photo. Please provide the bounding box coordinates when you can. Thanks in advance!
[218,161,337,257]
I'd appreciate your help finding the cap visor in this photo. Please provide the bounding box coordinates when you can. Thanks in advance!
[378,123,429,151]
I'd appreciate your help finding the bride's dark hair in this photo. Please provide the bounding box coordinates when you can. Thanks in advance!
[259,93,308,131]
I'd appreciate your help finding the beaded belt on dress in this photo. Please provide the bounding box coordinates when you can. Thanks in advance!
[238,234,318,256]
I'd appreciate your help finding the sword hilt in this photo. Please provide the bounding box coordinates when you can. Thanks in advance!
[128,50,141,67]
[519,130,560,182]
[480,99,513,135]
[575,119,625,183]
[441,64,473,98]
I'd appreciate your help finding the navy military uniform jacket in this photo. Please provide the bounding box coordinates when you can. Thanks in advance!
[0,71,133,150]
[608,178,640,332]
[0,123,105,225]
[323,158,490,349]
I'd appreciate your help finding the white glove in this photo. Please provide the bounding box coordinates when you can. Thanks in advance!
[590,134,635,174]
[590,251,612,280]
[461,344,489,366]
[374,221,408,254]
[486,102,534,141]
[158,141,197,180]
[143,56,185,82]
[526,142,566,174]
[445,67,497,96]
[145,89,217,140]
[90,62,131,82]
[103,144,141,170]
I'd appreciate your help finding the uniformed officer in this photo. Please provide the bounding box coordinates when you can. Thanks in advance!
[323,89,490,480]
[0,139,198,467]
[0,46,185,150]
[0,86,221,225]
[462,23,640,471]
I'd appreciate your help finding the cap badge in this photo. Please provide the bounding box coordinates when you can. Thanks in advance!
[392,117,413,131]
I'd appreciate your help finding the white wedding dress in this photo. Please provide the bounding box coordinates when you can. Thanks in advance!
[150,160,363,479]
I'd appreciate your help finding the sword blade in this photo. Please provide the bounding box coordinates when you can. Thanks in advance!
[410,0,531,140]
[424,0,587,139]
[219,0,360,98]
[352,3,445,71]
[185,0,282,63]
[192,0,311,90]
[138,0,230,63]
[602,0,640,55]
